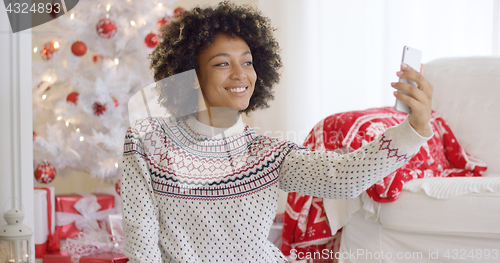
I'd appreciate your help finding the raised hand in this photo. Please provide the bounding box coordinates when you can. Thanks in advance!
[391,63,433,135]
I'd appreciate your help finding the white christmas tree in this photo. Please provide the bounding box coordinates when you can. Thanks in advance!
[32,0,182,181]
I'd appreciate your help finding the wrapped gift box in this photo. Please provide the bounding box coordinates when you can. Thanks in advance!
[55,194,116,240]
[34,187,56,258]
[43,252,128,263]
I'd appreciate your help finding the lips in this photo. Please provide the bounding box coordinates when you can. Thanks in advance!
[228,87,247,93]
[225,85,248,95]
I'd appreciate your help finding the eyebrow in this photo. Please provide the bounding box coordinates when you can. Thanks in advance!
[208,51,251,62]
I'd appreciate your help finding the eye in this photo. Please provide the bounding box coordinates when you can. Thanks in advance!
[215,62,229,67]
[243,61,253,66]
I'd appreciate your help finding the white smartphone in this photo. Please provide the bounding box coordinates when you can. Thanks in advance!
[394,46,422,114]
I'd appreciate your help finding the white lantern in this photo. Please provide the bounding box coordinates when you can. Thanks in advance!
[0,209,33,263]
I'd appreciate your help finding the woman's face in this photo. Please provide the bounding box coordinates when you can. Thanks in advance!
[196,33,257,111]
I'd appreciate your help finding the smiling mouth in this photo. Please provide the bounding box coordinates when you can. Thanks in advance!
[226,86,248,93]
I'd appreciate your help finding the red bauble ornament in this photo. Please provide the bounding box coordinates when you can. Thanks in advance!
[113,97,119,107]
[115,177,121,196]
[145,32,159,48]
[40,42,58,61]
[157,16,170,28]
[174,7,185,17]
[93,102,107,116]
[96,18,117,38]
[34,161,56,184]
[71,39,87,56]
[93,53,106,63]
[67,92,79,104]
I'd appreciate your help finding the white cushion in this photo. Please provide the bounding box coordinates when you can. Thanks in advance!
[379,189,500,236]
[341,209,500,263]
[425,57,500,176]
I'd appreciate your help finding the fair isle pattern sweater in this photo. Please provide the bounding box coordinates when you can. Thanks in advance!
[121,114,431,263]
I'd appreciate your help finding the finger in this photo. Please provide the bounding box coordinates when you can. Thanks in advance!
[394,90,431,135]
[393,90,425,114]
[393,82,432,114]
[398,63,432,97]
[393,90,418,109]
[420,64,425,76]
[391,81,427,103]
[399,63,423,83]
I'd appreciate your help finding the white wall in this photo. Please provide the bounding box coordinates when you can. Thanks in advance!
[256,0,500,145]
[0,4,35,260]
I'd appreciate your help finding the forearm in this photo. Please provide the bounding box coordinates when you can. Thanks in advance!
[278,117,432,199]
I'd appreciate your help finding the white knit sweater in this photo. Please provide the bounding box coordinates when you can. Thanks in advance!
[121,114,431,263]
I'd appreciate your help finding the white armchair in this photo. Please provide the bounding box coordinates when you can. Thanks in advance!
[335,57,500,263]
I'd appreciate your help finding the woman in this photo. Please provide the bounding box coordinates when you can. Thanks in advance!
[121,2,433,262]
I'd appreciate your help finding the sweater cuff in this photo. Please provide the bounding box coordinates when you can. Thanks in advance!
[383,117,433,154]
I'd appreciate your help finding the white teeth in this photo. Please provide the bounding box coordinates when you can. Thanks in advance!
[228,87,246,93]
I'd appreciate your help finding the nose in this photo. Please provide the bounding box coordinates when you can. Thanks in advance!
[230,64,247,81]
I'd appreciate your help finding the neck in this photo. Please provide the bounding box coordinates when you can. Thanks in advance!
[196,107,240,128]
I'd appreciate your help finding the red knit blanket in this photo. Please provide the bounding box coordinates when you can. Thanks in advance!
[281,107,487,261]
